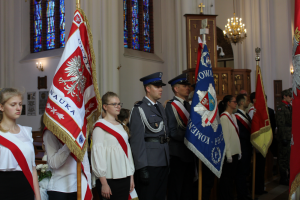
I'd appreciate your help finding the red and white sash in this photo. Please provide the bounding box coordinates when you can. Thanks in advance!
[235,112,251,132]
[171,100,190,125]
[43,128,92,200]
[94,119,138,200]
[220,112,239,136]
[248,107,254,115]
[0,132,35,194]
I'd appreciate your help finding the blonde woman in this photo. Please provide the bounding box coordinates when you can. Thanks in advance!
[0,88,41,200]
[92,92,135,200]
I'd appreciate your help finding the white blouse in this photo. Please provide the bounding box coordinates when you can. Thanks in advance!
[91,123,135,179]
[0,125,36,172]
[220,112,241,159]
[43,130,91,193]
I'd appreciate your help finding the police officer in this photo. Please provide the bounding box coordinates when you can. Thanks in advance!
[129,72,170,200]
[165,73,195,200]
[276,89,292,186]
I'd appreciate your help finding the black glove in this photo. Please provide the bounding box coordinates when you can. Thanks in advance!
[139,167,149,185]
[282,140,289,147]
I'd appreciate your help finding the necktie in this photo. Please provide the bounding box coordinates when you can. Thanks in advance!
[154,104,162,115]
[184,101,191,113]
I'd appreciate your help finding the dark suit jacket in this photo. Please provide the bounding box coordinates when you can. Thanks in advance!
[235,109,252,154]
[129,97,170,170]
[165,97,194,162]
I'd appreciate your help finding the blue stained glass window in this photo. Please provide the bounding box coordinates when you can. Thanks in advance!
[143,0,150,52]
[33,0,42,52]
[60,0,65,47]
[123,0,128,48]
[131,0,139,50]
[46,0,55,50]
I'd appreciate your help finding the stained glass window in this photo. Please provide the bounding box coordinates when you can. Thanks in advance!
[31,0,65,53]
[123,0,153,53]
[60,0,65,47]
[131,0,139,50]
[124,0,128,48]
[143,0,150,52]
[33,0,42,53]
[46,0,55,50]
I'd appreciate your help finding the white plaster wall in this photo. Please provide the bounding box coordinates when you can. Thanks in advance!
[215,0,293,109]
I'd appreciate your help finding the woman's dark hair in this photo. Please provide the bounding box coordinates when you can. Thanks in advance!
[218,95,234,115]
[118,108,130,123]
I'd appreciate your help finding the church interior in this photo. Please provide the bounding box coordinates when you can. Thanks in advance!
[0,0,294,199]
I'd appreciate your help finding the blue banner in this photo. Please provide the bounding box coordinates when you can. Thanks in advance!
[185,44,225,178]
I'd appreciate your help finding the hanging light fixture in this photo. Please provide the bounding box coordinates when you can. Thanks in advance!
[223,0,247,44]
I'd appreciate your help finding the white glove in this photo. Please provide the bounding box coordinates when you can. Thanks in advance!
[227,157,232,163]
[238,154,242,160]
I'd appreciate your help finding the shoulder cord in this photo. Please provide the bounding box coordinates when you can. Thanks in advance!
[138,107,164,133]
[171,105,186,129]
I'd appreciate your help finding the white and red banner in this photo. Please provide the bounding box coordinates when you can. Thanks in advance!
[171,100,190,126]
[43,8,101,164]
[94,119,138,200]
[290,0,300,199]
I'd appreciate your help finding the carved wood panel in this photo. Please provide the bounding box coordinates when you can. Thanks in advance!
[274,80,282,111]
[185,14,217,69]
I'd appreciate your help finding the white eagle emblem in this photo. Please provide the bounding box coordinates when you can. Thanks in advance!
[194,83,219,132]
[59,56,86,101]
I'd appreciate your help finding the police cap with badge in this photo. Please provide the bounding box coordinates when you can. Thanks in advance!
[140,72,166,86]
[168,73,191,86]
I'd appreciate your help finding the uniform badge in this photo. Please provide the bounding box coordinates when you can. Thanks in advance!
[194,83,218,132]
[278,107,281,111]
[159,73,162,77]
[155,123,158,128]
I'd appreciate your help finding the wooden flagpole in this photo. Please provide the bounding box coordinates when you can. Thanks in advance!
[198,160,202,200]
[76,1,81,200]
[252,148,256,200]
[252,48,260,200]
[77,159,82,200]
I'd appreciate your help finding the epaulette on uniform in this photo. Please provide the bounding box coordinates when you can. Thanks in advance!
[134,101,143,107]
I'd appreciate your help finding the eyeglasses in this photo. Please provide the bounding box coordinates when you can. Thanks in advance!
[230,101,237,103]
[106,103,123,108]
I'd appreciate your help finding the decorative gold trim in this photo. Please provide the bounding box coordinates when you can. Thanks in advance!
[290,173,300,200]
[43,8,102,162]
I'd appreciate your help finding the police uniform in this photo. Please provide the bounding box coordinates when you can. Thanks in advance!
[129,72,170,200]
[276,89,292,185]
[165,74,195,200]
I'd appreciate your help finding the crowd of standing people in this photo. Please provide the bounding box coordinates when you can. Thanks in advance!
[0,72,292,200]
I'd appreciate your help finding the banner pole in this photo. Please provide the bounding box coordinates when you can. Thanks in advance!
[198,160,202,200]
[252,148,256,200]
[77,160,82,200]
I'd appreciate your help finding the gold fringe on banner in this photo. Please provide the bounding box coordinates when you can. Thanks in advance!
[290,173,300,200]
[43,8,101,162]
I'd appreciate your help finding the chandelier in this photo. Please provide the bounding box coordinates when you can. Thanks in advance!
[223,0,247,44]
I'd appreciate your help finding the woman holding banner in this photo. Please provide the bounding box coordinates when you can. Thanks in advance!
[92,92,135,200]
[0,88,41,200]
[218,95,241,200]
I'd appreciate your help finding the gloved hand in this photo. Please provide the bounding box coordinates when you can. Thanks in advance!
[139,167,149,185]
[282,140,290,147]
[227,157,232,163]
[238,154,242,160]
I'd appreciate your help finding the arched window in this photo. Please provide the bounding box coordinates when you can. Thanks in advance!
[30,0,65,53]
[123,0,153,53]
